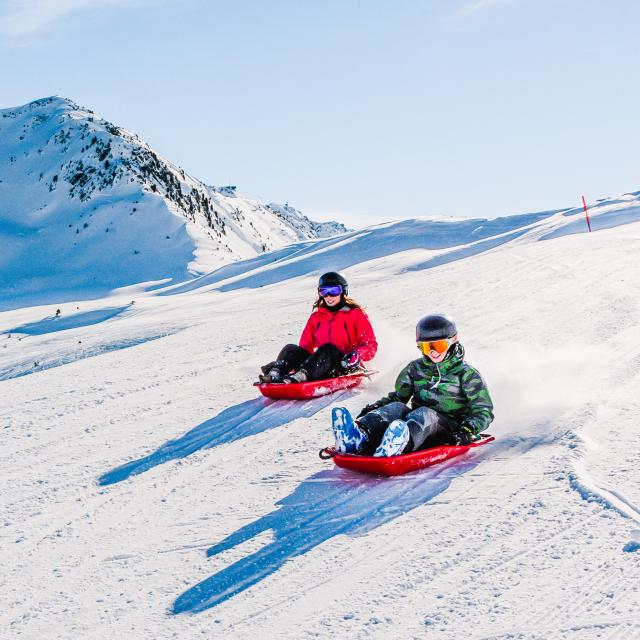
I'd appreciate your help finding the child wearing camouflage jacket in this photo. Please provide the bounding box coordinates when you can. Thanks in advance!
[332,314,494,457]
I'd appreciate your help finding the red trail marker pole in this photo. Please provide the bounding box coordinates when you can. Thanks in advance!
[581,195,592,232]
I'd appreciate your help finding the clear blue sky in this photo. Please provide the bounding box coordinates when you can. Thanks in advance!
[1,0,639,227]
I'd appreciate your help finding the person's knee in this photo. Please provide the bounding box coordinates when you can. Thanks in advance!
[372,402,409,423]
[385,401,408,413]
[358,410,387,435]
[406,415,434,437]
[315,343,342,356]
[279,343,307,358]
[409,406,438,425]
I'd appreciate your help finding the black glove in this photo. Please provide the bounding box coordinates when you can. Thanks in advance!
[451,424,476,446]
[260,359,285,375]
[340,350,361,371]
[356,401,382,419]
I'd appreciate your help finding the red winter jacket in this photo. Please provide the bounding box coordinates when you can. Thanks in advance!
[299,304,378,362]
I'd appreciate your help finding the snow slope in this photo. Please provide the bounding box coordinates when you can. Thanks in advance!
[2,194,640,639]
[158,190,640,296]
[0,97,347,309]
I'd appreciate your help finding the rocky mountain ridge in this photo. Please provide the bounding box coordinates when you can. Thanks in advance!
[0,96,348,304]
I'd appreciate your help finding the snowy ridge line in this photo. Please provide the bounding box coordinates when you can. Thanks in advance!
[0,330,180,382]
[3,305,128,335]
[4,89,640,310]
[160,195,640,300]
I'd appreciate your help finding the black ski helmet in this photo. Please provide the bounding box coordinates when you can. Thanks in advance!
[318,271,348,295]
[416,314,457,342]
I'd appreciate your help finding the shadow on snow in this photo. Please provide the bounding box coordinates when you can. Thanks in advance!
[3,306,129,336]
[171,436,540,614]
[0,331,174,382]
[98,391,354,486]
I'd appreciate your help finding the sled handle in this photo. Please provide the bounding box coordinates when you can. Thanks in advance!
[470,434,495,447]
[319,447,335,460]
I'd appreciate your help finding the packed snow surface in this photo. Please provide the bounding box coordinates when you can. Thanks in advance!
[2,192,640,639]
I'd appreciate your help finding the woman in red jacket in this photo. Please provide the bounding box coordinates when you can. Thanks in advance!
[259,272,378,384]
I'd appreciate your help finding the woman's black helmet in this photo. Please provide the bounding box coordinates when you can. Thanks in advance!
[318,271,348,295]
[416,314,457,341]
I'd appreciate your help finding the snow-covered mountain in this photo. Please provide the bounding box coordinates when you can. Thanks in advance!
[0,97,347,306]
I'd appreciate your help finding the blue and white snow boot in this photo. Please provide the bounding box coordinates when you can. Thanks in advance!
[373,419,410,457]
[332,407,367,454]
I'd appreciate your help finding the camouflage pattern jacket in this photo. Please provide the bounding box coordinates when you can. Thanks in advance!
[375,345,494,435]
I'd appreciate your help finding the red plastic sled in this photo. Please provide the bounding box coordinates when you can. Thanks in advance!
[255,371,376,400]
[320,434,495,476]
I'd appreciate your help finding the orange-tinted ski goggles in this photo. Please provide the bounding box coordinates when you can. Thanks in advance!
[417,338,454,355]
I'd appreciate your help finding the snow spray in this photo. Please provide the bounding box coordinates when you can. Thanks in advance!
[475,341,607,436]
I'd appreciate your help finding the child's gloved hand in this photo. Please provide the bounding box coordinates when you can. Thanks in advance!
[451,424,475,445]
[340,350,361,370]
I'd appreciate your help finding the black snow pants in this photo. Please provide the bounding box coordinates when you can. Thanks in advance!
[276,343,345,381]
[357,401,455,455]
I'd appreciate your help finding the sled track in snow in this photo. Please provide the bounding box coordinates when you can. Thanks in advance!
[567,404,640,527]
[564,326,640,526]
[215,432,634,637]
[569,466,640,525]
[477,619,640,640]
[208,439,534,626]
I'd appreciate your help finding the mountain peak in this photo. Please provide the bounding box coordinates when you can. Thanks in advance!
[0,96,348,306]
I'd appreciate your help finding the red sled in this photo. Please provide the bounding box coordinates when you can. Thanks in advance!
[320,434,495,476]
[255,371,376,400]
